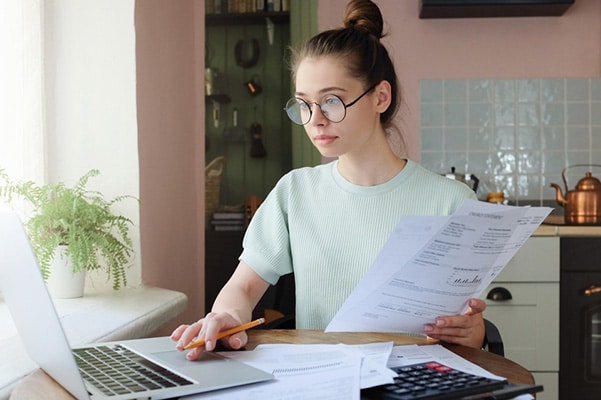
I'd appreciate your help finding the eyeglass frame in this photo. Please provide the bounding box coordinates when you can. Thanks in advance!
[284,83,378,125]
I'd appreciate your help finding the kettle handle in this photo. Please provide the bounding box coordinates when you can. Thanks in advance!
[561,164,601,191]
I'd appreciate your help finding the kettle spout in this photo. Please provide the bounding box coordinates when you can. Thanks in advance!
[550,183,567,206]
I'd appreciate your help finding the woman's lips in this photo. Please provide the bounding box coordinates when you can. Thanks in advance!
[313,135,338,145]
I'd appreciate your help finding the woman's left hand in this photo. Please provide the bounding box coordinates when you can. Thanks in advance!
[423,298,486,349]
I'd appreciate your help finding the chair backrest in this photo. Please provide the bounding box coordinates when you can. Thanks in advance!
[259,273,296,329]
[483,319,505,356]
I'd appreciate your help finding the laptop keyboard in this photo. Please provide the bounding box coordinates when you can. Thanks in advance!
[361,361,507,400]
[73,345,193,396]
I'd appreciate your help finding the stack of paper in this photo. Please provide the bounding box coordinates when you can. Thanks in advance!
[326,200,551,334]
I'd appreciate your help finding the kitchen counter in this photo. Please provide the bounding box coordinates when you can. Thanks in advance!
[534,215,601,237]
[503,201,601,236]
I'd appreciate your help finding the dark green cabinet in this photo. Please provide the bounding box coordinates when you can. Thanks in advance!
[205,12,292,206]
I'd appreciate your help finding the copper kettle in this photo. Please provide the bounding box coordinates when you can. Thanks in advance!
[551,164,601,225]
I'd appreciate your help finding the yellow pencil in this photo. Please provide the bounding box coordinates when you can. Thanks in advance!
[183,317,266,350]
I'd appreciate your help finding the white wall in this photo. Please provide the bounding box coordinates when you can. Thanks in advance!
[44,0,140,289]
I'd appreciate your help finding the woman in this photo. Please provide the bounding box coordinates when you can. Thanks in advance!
[172,0,486,360]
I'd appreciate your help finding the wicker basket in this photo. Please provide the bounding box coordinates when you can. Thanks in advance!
[205,156,225,228]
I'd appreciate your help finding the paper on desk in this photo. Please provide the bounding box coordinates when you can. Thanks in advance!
[256,342,397,388]
[326,200,551,334]
[182,345,364,400]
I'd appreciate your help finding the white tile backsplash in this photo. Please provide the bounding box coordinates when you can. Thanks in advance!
[420,78,601,206]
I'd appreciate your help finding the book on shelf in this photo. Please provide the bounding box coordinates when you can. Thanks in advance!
[212,211,245,220]
[213,223,245,231]
[211,212,245,231]
[211,219,245,225]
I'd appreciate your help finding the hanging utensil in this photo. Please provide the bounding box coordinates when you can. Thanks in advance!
[266,17,274,46]
[234,38,260,68]
[211,100,220,128]
[249,122,266,158]
[244,74,263,97]
[223,108,247,142]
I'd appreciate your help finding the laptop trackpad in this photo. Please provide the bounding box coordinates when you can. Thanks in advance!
[151,349,273,388]
[152,350,224,368]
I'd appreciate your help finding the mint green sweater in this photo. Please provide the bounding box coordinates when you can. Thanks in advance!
[240,159,476,329]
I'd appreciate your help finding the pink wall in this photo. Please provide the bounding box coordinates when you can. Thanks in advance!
[318,0,601,159]
[135,0,206,334]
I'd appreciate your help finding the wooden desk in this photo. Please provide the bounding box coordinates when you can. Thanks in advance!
[9,330,534,400]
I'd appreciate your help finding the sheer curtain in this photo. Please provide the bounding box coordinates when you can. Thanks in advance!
[0,0,45,186]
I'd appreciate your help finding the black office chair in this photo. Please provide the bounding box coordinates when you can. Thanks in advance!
[257,273,505,357]
[254,273,296,329]
[483,319,505,356]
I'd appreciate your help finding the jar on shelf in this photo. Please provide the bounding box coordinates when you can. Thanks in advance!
[486,192,505,204]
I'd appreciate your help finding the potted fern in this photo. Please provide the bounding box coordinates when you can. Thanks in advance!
[0,168,136,296]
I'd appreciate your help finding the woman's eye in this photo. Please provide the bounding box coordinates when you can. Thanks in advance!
[323,96,342,107]
[298,101,310,111]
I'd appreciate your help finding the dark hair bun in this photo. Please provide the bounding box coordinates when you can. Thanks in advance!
[343,0,384,39]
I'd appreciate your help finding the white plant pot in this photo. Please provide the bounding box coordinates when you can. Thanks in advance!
[45,246,86,298]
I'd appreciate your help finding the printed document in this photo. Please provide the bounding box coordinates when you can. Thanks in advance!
[256,342,397,388]
[326,200,551,334]
[183,344,368,400]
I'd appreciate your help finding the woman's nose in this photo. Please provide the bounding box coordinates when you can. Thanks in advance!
[308,103,328,125]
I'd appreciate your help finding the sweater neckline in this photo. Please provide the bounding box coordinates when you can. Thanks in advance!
[331,159,414,195]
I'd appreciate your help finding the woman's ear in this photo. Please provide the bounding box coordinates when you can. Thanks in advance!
[374,80,392,113]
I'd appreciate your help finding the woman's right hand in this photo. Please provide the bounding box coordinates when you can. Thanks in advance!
[172,261,270,360]
[170,312,247,360]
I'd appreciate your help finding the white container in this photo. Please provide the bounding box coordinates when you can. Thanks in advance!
[45,246,86,298]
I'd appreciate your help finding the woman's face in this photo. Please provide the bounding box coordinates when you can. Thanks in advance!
[294,56,383,159]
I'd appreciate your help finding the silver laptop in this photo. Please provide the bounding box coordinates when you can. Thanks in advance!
[0,209,273,399]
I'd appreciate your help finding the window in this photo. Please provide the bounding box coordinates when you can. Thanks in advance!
[0,0,45,186]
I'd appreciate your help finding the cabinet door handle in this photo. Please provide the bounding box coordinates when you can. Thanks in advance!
[486,287,513,301]
[585,285,601,296]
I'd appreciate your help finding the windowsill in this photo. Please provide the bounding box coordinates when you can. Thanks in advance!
[0,285,187,400]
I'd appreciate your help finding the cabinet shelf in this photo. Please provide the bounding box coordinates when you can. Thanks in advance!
[206,11,289,26]
[206,94,231,104]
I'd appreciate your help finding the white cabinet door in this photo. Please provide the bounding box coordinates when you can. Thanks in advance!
[483,282,559,370]
[482,236,560,400]
[495,236,559,282]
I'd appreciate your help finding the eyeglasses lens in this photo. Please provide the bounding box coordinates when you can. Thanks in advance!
[285,98,309,125]
[284,95,346,125]
[321,95,345,123]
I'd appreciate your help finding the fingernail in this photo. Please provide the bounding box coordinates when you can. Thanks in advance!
[205,340,213,351]
[436,319,445,326]
[233,338,242,349]
[424,325,433,333]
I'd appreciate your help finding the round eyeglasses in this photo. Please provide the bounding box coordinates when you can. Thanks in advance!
[284,84,377,125]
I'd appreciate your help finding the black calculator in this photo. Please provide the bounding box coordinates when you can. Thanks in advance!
[361,361,541,400]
